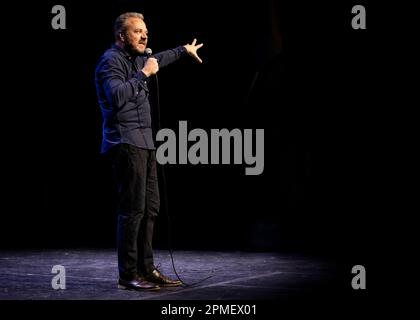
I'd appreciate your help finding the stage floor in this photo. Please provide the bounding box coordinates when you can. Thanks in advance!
[0,250,342,300]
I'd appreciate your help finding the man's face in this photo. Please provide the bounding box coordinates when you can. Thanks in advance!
[123,17,148,55]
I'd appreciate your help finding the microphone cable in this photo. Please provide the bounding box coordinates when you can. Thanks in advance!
[151,54,214,288]
[153,72,185,285]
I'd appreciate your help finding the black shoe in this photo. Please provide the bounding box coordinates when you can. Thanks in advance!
[118,277,160,291]
[141,269,183,287]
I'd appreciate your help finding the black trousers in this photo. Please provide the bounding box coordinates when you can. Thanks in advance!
[110,143,160,280]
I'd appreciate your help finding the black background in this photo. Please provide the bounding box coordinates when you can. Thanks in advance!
[0,0,387,272]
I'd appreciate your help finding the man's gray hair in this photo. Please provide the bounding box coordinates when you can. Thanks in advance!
[114,12,144,40]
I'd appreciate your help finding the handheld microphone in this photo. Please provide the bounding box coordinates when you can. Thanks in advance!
[145,48,153,57]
